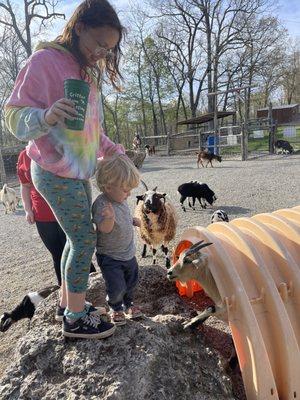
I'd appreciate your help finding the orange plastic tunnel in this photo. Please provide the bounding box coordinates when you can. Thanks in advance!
[173,205,300,400]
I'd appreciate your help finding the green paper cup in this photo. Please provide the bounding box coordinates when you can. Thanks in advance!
[64,79,90,130]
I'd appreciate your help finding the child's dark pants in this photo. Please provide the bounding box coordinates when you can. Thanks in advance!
[97,254,139,311]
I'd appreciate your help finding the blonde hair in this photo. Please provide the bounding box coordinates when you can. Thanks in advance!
[95,155,140,192]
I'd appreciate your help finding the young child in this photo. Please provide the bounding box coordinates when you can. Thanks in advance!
[5,0,125,339]
[92,155,143,326]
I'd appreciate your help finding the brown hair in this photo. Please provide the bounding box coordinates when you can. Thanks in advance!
[55,0,124,90]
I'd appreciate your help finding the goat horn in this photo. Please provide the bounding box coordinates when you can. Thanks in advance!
[185,241,213,255]
[141,180,148,191]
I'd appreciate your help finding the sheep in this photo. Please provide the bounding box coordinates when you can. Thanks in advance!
[274,139,294,154]
[135,181,178,268]
[0,286,59,332]
[0,184,19,214]
[211,209,229,223]
[0,285,109,332]
[178,181,217,212]
[167,240,238,369]
[196,150,222,168]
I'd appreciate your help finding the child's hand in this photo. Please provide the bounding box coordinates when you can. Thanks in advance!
[25,209,35,224]
[45,98,78,126]
[133,217,141,227]
[101,202,115,221]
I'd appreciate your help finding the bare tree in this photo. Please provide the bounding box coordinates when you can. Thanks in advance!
[0,0,65,57]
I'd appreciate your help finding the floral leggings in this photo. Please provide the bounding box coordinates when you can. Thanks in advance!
[31,161,96,293]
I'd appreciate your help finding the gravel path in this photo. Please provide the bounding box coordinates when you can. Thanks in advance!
[0,153,299,388]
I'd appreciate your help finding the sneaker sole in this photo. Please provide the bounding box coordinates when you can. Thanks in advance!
[113,320,127,326]
[62,324,116,339]
[126,313,144,320]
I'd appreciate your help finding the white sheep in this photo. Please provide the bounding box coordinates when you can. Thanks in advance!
[135,182,178,268]
[0,184,19,214]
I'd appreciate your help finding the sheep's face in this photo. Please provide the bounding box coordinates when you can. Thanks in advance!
[136,187,166,213]
[167,241,212,283]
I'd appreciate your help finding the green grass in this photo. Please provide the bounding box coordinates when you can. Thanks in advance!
[221,127,300,155]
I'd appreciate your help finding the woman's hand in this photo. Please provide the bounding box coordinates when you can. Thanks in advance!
[44,98,78,126]
[25,209,35,224]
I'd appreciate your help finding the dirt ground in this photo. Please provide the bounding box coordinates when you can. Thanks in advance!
[0,153,299,397]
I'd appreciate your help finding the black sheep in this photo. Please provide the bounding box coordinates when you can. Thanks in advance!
[178,181,217,212]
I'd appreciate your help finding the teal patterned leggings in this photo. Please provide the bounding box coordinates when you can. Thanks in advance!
[31,161,96,293]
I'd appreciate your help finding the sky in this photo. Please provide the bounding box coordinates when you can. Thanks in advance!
[277,0,300,38]
[9,0,300,40]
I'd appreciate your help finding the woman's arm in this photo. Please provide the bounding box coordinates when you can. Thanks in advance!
[20,183,35,224]
[97,132,125,159]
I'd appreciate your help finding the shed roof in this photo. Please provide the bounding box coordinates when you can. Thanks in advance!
[257,104,299,111]
[177,111,235,126]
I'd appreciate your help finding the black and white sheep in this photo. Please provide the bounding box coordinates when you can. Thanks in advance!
[178,181,217,212]
[135,182,178,268]
[0,286,59,332]
[210,209,229,223]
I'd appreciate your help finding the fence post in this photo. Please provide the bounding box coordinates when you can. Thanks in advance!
[241,87,249,161]
[166,131,170,156]
[0,148,7,185]
[268,102,275,154]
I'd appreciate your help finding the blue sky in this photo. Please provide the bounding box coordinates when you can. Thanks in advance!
[277,0,300,38]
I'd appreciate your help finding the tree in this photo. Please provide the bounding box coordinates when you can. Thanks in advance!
[0,0,65,57]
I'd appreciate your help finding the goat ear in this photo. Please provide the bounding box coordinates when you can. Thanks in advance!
[192,254,209,268]
[136,195,144,205]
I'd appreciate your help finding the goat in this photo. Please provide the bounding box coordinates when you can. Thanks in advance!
[197,150,222,168]
[135,181,177,268]
[145,145,155,156]
[274,139,294,154]
[167,240,238,369]
[0,184,19,214]
[0,285,59,332]
[0,284,108,332]
[178,181,217,212]
[211,209,229,223]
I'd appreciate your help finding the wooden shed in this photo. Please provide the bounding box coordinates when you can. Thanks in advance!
[257,104,300,125]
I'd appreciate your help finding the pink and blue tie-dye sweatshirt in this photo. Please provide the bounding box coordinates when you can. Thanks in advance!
[5,42,124,180]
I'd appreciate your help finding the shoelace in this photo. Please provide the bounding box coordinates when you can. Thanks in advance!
[82,314,102,328]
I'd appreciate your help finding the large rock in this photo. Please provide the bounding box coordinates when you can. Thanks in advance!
[125,150,146,169]
[0,267,234,400]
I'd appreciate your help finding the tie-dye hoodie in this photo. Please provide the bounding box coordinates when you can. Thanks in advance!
[5,42,124,180]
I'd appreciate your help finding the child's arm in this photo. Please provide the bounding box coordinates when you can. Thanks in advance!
[94,202,115,234]
[20,183,35,224]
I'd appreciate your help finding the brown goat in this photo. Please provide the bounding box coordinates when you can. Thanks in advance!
[196,151,222,168]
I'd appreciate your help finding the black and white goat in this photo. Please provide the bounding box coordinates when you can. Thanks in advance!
[135,181,177,268]
[178,181,217,212]
[0,285,59,332]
